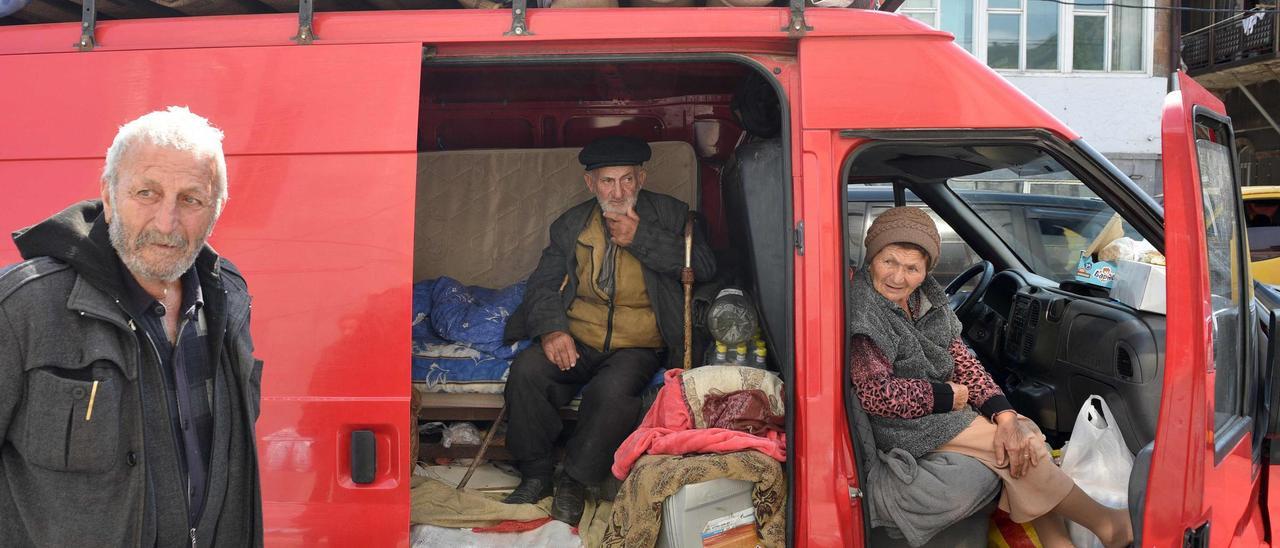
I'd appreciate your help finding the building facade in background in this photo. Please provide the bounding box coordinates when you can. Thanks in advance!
[1182,1,1280,188]
[900,0,1174,196]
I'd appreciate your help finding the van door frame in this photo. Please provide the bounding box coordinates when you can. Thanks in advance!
[420,51,804,543]
[836,128,1163,545]
[1146,71,1265,548]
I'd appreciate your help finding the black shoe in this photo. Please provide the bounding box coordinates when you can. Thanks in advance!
[550,474,587,526]
[502,476,553,504]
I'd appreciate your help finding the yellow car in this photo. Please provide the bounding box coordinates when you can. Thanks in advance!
[1244,186,1280,285]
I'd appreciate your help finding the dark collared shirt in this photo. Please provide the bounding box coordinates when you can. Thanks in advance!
[119,264,214,527]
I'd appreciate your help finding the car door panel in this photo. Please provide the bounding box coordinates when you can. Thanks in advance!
[1147,71,1261,548]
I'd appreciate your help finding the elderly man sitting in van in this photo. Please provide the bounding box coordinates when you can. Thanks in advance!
[501,136,715,525]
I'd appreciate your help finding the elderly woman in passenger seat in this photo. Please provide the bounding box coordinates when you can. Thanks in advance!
[848,207,1133,548]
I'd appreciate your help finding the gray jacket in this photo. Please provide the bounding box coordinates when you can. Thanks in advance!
[0,201,264,547]
[504,189,715,369]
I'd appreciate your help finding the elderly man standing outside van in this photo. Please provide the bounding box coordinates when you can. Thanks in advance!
[502,136,715,525]
[0,107,264,547]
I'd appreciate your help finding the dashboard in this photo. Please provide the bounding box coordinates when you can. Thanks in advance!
[962,270,1166,451]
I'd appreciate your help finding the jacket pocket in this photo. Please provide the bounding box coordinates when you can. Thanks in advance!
[22,367,121,473]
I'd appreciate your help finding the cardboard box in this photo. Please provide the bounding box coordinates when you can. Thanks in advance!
[1075,251,1119,289]
[1109,259,1166,314]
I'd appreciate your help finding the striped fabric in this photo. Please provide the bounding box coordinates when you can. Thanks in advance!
[988,509,1043,548]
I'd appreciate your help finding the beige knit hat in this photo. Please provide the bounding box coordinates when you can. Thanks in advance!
[864,206,941,270]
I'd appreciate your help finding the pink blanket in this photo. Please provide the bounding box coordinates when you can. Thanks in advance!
[612,368,787,479]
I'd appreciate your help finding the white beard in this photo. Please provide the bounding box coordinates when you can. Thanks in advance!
[108,208,213,283]
[598,195,637,215]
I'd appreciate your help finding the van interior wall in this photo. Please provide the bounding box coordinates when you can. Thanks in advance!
[418,62,757,254]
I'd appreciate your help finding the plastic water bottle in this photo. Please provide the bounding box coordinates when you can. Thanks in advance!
[753,341,768,369]
[714,342,727,365]
[734,344,748,366]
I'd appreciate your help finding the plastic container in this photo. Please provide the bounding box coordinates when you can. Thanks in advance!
[752,341,768,369]
[657,478,757,548]
[707,288,758,346]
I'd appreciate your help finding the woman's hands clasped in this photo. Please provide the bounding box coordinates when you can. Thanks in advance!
[992,411,1041,478]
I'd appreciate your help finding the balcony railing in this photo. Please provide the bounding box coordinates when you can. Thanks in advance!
[1183,9,1278,75]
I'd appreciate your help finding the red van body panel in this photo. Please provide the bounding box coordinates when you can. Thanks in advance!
[0,41,421,547]
[0,9,1267,548]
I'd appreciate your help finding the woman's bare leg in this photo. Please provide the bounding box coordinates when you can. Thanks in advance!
[1052,485,1133,548]
[1031,513,1073,548]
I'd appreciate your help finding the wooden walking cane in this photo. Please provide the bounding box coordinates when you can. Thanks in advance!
[682,212,697,370]
[457,404,506,490]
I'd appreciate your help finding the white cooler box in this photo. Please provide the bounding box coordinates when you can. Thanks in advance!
[657,478,758,548]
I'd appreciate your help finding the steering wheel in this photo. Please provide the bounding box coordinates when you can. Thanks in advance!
[944,260,995,319]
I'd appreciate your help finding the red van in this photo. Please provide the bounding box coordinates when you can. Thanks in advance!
[0,4,1274,547]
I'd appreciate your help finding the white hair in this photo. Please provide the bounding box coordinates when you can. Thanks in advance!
[102,106,228,216]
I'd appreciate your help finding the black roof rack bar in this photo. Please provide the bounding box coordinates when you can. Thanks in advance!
[291,0,316,45]
[75,0,96,52]
[783,0,812,36]
[505,0,533,36]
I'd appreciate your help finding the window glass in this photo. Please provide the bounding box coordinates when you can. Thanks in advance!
[862,205,982,286]
[1111,3,1144,70]
[988,13,1023,69]
[1197,135,1243,423]
[902,0,938,8]
[941,0,975,52]
[1026,0,1060,69]
[1245,198,1280,261]
[845,145,1146,286]
[945,147,1131,281]
[908,12,938,27]
[1033,209,1104,274]
[1073,0,1106,11]
[989,0,1020,9]
[1073,15,1107,70]
[847,205,868,267]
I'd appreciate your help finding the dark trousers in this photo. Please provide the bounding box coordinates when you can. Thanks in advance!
[503,341,661,484]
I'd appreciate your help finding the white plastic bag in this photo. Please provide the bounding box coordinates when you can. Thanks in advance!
[1059,395,1133,548]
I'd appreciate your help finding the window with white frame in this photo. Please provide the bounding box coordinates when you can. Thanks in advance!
[899,0,1148,73]
[1070,0,1145,71]
[986,0,1060,69]
[902,0,977,52]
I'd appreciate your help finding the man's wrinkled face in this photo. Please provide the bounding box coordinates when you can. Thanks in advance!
[585,165,645,214]
[869,244,929,309]
[103,142,219,283]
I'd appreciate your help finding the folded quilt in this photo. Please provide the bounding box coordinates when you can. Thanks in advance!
[411,277,532,389]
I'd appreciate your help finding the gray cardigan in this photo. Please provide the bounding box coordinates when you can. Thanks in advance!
[847,269,978,457]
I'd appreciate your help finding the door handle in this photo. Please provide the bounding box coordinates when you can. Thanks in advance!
[351,430,377,484]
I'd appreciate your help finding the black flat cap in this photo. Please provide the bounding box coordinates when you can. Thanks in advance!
[578,136,652,171]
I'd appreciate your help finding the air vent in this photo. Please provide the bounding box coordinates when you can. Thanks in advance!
[1116,346,1134,379]
[1006,296,1028,360]
[1022,300,1042,357]
[1047,299,1065,322]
